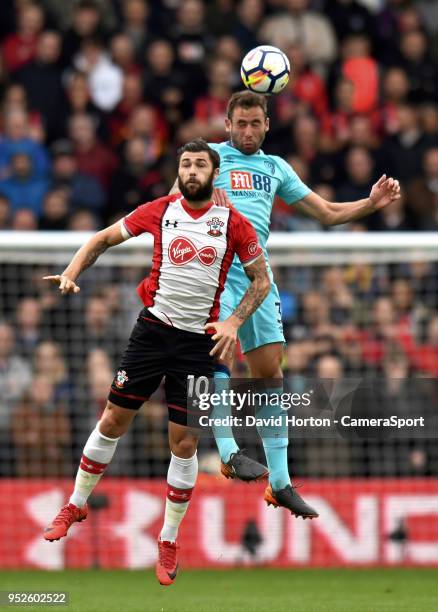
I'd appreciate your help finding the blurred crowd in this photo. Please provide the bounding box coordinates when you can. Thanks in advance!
[1,0,438,480]
[0,0,438,231]
[1,257,438,479]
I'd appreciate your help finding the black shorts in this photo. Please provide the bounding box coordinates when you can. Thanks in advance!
[108,308,215,425]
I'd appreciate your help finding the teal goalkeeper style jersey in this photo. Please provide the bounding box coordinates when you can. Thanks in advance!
[208,141,311,283]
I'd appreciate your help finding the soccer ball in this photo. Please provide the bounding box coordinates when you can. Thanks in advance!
[241,45,290,95]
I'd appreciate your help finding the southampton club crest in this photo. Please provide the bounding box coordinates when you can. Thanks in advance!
[207,217,224,237]
[115,370,129,389]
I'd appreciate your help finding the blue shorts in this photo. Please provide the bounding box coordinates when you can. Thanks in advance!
[220,277,285,354]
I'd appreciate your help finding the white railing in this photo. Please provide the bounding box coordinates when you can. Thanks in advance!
[0,231,437,266]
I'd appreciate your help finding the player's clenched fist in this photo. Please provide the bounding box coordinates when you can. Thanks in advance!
[43,275,80,295]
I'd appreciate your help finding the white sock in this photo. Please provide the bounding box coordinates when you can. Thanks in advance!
[159,452,198,543]
[69,422,119,508]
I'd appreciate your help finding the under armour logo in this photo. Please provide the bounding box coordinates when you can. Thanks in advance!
[165,220,178,228]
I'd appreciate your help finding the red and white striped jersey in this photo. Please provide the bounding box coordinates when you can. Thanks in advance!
[123,194,263,333]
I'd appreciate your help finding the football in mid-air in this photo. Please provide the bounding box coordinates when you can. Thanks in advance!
[241,45,290,94]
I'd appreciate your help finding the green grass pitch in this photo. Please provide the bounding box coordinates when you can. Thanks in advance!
[1,568,437,612]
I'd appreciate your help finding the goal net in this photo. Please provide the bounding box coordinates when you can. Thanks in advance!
[0,230,437,569]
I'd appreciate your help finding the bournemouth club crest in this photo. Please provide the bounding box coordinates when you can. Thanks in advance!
[207,217,224,237]
[115,370,129,389]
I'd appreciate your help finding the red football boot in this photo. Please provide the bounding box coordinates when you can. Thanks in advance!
[155,539,179,586]
[43,503,88,541]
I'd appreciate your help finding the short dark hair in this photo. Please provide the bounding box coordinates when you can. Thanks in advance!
[227,90,268,119]
[177,138,220,170]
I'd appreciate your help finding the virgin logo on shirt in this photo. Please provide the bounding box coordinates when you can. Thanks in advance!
[168,237,217,267]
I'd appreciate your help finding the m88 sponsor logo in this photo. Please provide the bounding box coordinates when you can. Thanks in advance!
[230,171,271,193]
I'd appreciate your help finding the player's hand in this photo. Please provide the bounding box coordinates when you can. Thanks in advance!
[43,275,80,295]
[213,188,232,208]
[369,175,401,210]
[205,319,239,360]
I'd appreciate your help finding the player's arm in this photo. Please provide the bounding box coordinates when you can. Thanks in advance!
[296,175,401,226]
[205,255,270,359]
[43,221,128,295]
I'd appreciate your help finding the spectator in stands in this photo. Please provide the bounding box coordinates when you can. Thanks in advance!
[420,103,438,138]
[110,32,141,76]
[322,77,355,151]
[42,0,117,33]
[304,354,353,477]
[73,37,123,112]
[16,31,65,142]
[348,116,379,153]
[294,291,335,341]
[407,147,438,230]
[0,152,49,217]
[260,0,337,74]
[11,374,72,477]
[50,139,105,215]
[1,2,45,75]
[122,104,167,167]
[11,208,38,230]
[0,322,32,476]
[67,208,99,231]
[330,35,379,116]
[0,195,11,228]
[215,34,242,66]
[108,73,144,148]
[326,0,376,44]
[416,2,438,61]
[108,137,167,220]
[68,113,118,189]
[34,340,72,406]
[403,261,438,310]
[39,188,70,230]
[169,0,212,99]
[368,187,414,232]
[61,0,106,69]
[143,39,188,127]
[61,71,105,139]
[61,295,122,375]
[15,296,45,359]
[0,83,44,140]
[179,57,233,143]
[336,147,375,204]
[396,30,438,104]
[401,314,438,376]
[321,267,354,326]
[382,103,432,182]
[232,0,264,53]
[0,108,50,180]
[359,297,412,367]
[121,0,151,60]
[285,342,311,391]
[380,67,410,137]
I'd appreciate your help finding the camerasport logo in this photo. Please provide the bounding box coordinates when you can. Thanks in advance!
[168,237,217,266]
[248,241,259,256]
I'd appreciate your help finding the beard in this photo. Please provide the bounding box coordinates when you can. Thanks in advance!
[178,172,214,201]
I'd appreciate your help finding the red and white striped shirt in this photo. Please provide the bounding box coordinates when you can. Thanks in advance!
[123,194,262,333]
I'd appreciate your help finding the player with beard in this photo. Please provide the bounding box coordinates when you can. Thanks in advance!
[42,139,270,586]
[171,91,401,519]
